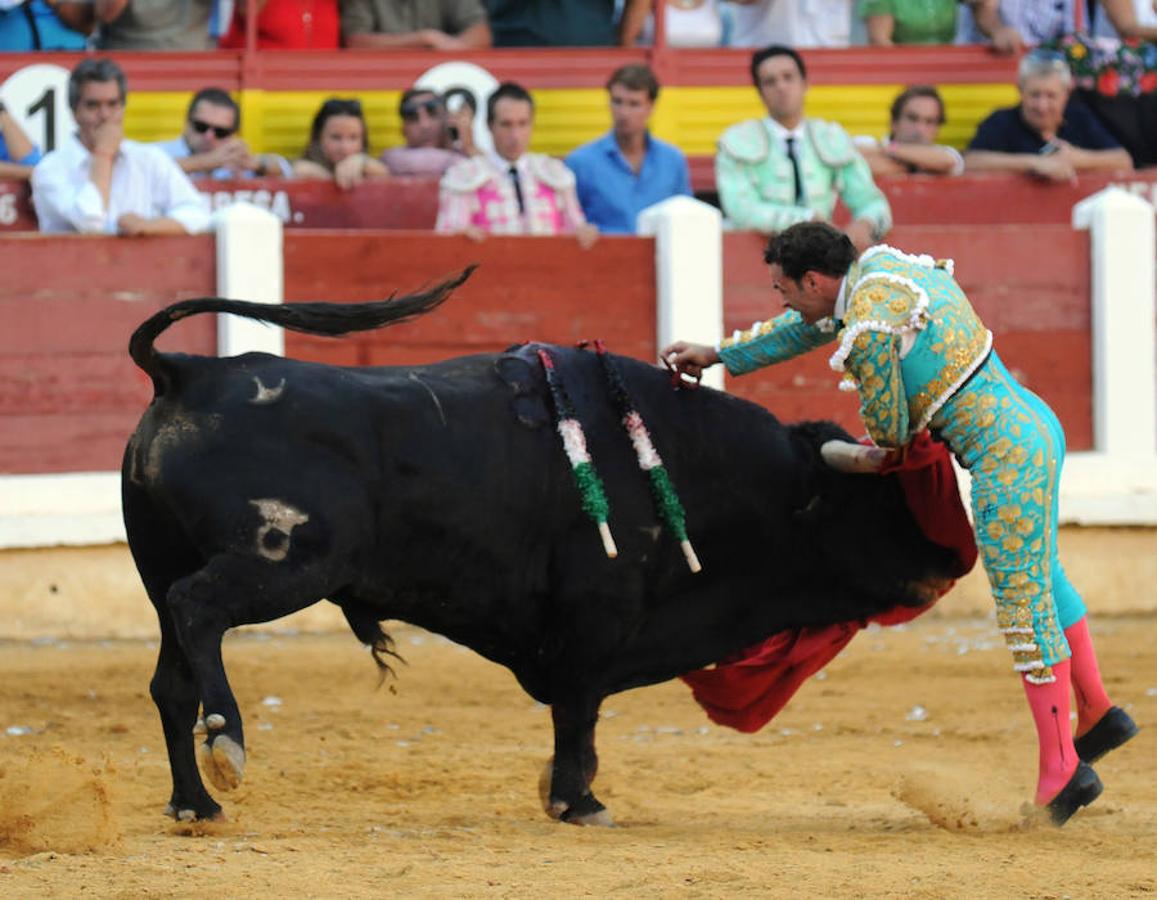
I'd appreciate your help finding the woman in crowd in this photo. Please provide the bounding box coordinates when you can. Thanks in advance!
[293,97,388,190]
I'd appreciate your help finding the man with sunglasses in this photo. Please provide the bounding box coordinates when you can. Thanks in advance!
[380,88,463,178]
[32,58,209,235]
[155,88,291,180]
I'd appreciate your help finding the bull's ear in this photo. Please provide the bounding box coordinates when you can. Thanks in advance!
[820,440,887,474]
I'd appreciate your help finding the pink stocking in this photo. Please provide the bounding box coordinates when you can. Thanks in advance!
[1064,617,1113,736]
[1021,660,1080,805]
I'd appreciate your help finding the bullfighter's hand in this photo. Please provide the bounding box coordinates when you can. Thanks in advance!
[661,341,720,380]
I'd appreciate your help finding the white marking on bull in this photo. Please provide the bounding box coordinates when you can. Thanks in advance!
[250,499,309,562]
[409,371,447,426]
[250,376,286,405]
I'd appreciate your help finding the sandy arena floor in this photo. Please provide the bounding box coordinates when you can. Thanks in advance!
[0,613,1153,898]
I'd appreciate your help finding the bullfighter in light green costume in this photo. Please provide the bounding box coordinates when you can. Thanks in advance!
[661,222,1138,827]
[715,44,891,249]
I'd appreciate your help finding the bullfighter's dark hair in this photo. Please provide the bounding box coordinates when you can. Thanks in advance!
[186,87,239,126]
[749,45,806,87]
[68,58,127,111]
[890,85,946,126]
[763,222,857,282]
[607,63,660,101]
[487,82,534,125]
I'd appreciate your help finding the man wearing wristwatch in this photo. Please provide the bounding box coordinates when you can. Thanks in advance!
[154,87,291,180]
[854,85,965,178]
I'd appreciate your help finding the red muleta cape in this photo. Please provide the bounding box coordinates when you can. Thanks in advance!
[680,431,977,733]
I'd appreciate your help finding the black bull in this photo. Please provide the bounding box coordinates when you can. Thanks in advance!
[122,271,960,825]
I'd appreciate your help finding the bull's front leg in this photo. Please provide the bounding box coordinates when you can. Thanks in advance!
[544,694,612,826]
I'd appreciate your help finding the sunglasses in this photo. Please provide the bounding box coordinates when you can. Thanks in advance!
[189,119,236,139]
[400,98,442,121]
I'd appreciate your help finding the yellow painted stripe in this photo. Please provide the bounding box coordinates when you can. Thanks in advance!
[122,84,1022,160]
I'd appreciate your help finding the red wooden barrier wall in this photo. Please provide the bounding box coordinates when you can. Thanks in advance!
[0,226,1093,477]
[0,235,217,474]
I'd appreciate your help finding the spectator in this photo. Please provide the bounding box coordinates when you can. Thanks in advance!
[380,88,463,178]
[436,81,596,246]
[486,0,633,47]
[292,97,389,190]
[1090,0,1157,40]
[964,50,1134,181]
[855,86,964,176]
[1,99,41,181]
[155,88,291,180]
[716,45,891,250]
[723,0,854,48]
[859,0,957,44]
[621,0,726,47]
[565,64,692,234]
[218,0,340,49]
[342,0,490,49]
[955,0,1074,56]
[31,58,209,235]
[95,0,214,51]
[0,0,92,49]
[444,87,480,157]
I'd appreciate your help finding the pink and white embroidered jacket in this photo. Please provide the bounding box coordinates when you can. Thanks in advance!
[435,152,587,235]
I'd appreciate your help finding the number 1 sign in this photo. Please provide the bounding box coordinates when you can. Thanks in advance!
[1,63,74,154]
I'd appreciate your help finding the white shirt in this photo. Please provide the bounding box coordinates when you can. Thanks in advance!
[723,0,852,47]
[32,134,211,234]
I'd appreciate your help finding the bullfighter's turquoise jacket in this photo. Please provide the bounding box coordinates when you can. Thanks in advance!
[715,118,892,238]
[718,244,993,449]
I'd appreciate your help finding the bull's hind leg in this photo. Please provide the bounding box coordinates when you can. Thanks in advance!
[151,613,223,821]
[165,553,336,812]
[545,693,612,826]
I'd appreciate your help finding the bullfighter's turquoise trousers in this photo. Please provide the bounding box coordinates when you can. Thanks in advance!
[931,352,1086,685]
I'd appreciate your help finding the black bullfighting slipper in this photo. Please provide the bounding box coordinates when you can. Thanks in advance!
[1046,762,1103,827]
[1074,706,1139,764]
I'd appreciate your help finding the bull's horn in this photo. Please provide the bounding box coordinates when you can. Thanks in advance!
[820,440,888,474]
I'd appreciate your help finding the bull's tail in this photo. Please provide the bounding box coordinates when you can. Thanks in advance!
[128,266,476,390]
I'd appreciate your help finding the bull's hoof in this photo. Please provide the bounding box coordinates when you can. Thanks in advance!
[163,800,223,822]
[201,734,245,792]
[564,807,615,827]
[559,794,612,827]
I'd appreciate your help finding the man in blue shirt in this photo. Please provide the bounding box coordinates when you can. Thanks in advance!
[565,64,691,235]
[0,100,42,181]
[964,50,1133,181]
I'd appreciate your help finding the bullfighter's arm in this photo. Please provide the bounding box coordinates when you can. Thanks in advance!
[841,329,909,449]
[717,309,836,376]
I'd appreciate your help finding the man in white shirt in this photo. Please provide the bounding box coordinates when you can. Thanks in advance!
[32,58,210,235]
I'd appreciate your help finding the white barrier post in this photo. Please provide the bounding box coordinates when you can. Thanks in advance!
[1062,187,1157,524]
[637,196,724,390]
[1072,187,1157,457]
[214,202,285,357]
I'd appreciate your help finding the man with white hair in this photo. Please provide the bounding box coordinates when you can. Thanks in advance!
[964,50,1133,181]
